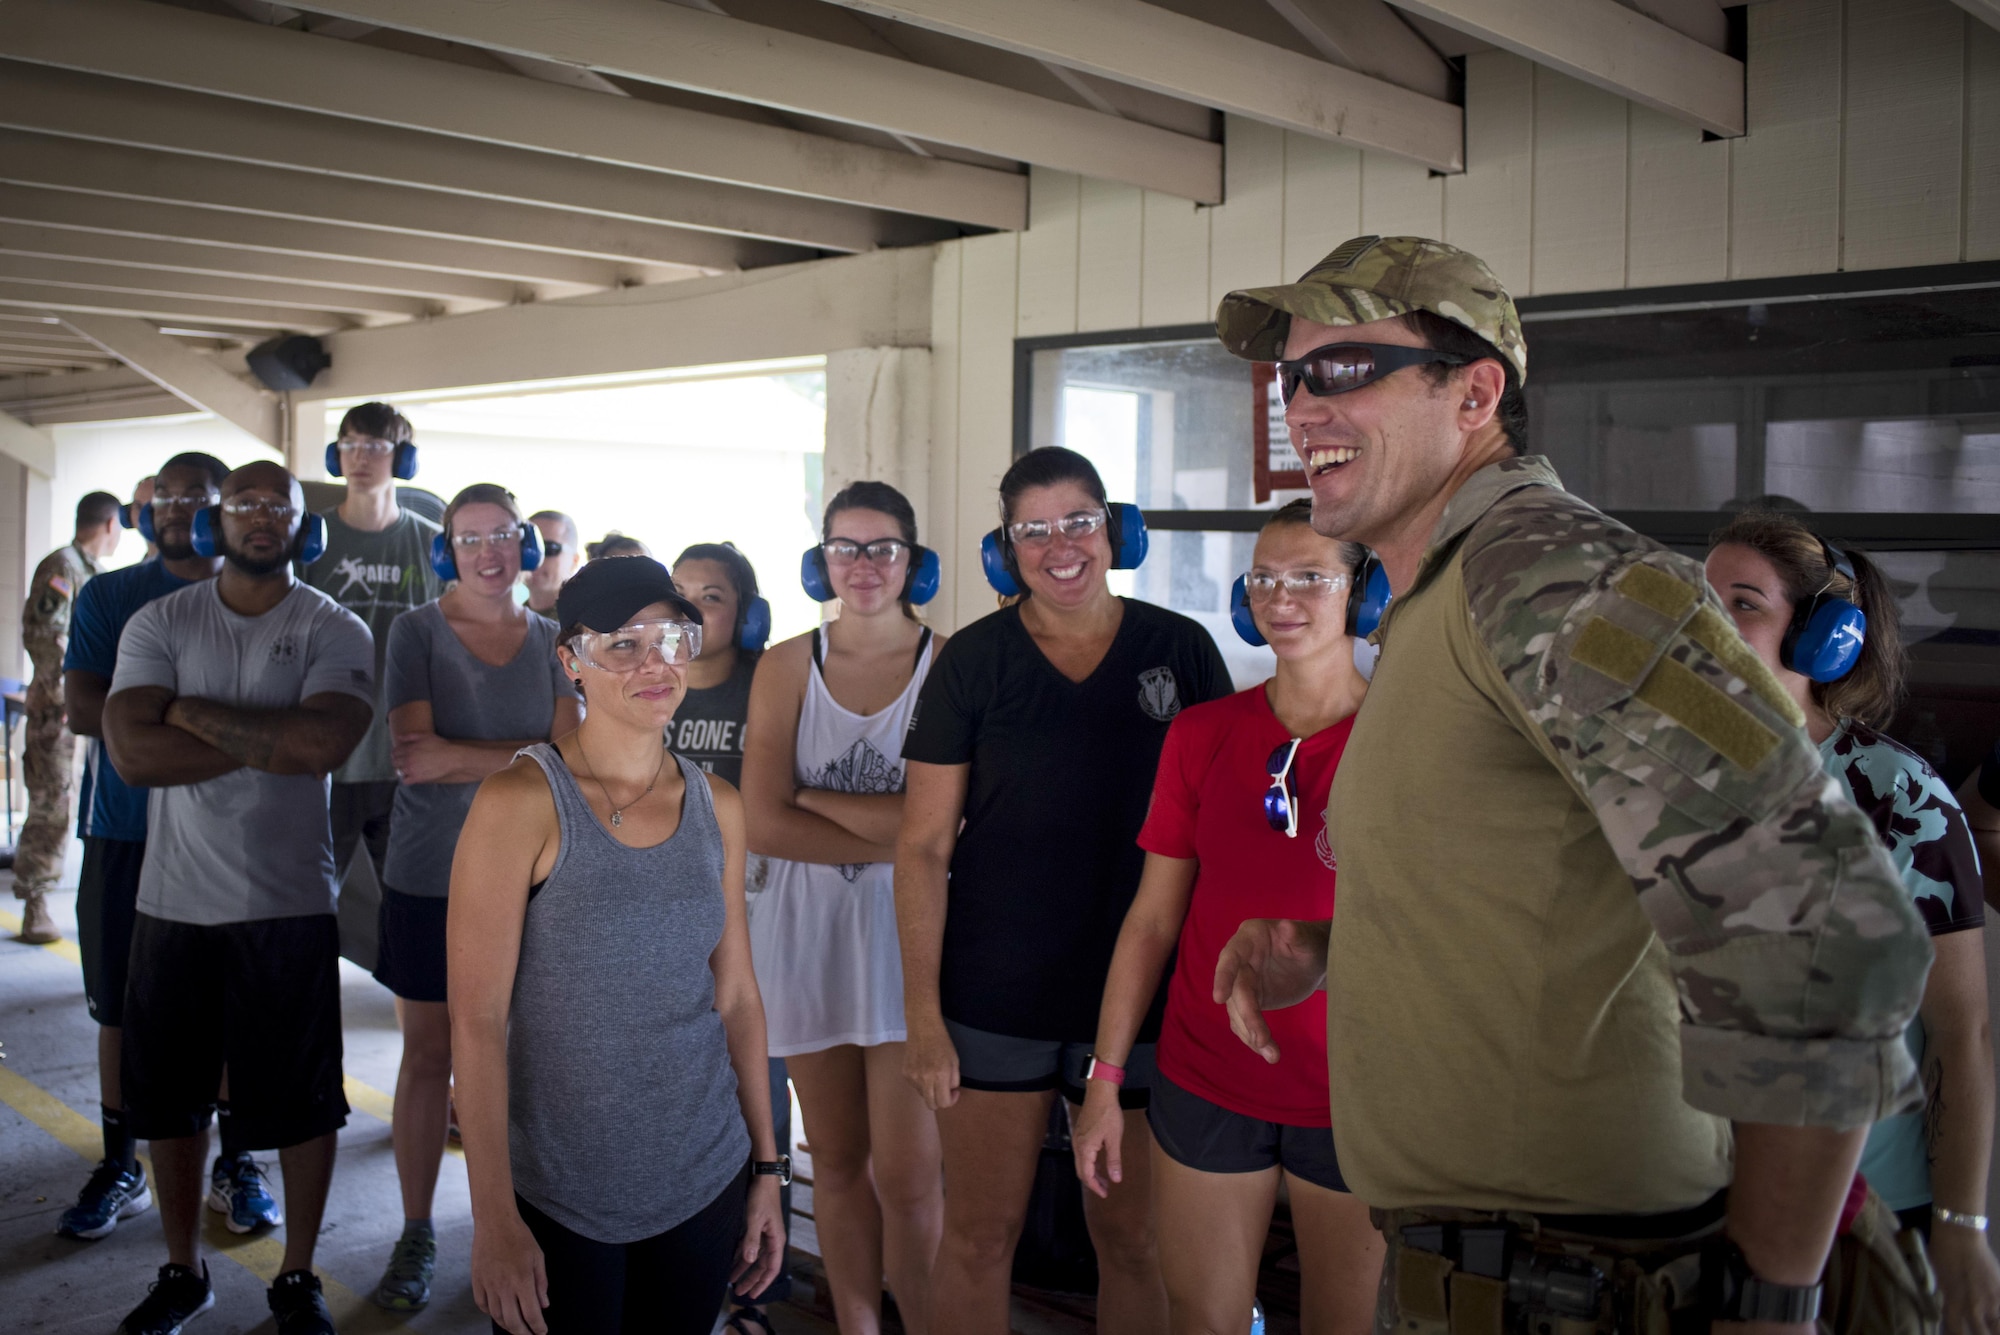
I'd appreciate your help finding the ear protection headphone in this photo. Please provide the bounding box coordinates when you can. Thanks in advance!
[430,524,544,583]
[190,506,327,565]
[736,597,772,652]
[1780,539,1867,684]
[325,435,419,481]
[800,543,942,606]
[1228,552,1392,647]
[120,503,138,533]
[134,502,155,545]
[980,502,1149,597]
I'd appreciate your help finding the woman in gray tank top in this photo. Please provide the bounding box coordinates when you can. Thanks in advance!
[449,556,786,1335]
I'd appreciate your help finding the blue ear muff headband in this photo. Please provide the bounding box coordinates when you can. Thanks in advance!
[325,439,419,481]
[1228,552,1393,647]
[799,544,940,606]
[430,524,544,583]
[737,596,772,652]
[980,502,1148,598]
[191,507,326,565]
[1781,540,1867,684]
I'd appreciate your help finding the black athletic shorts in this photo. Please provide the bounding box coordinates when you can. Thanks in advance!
[121,912,349,1149]
[1146,1067,1349,1193]
[943,1017,1157,1111]
[77,836,145,1027]
[373,884,448,1004]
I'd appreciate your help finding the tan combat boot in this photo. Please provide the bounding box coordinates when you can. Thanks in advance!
[16,888,59,944]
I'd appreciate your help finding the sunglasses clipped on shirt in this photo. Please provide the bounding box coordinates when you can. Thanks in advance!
[1264,737,1303,839]
[1276,342,1470,403]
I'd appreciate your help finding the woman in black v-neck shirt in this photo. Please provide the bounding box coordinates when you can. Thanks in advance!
[898,448,1228,1334]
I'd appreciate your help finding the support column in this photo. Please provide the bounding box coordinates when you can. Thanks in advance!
[824,347,933,538]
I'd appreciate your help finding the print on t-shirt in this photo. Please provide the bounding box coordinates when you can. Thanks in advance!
[821,737,902,882]
[1137,666,1182,723]
[1314,815,1337,870]
[674,717,740,767]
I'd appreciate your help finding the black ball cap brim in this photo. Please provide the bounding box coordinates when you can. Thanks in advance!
[555,555,703,633]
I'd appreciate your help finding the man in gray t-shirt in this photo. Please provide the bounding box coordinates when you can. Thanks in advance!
[304,400,442,889]
[102,461,374,1335]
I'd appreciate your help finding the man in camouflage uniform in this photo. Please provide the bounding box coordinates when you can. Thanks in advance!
[13,491,123,942]
[1210,238,1935,1333]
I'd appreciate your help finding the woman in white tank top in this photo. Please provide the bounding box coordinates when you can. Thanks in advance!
[742,482,945,1335]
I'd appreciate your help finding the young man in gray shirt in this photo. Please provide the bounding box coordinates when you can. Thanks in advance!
[104,462,374,1335]
[305,401,441,893]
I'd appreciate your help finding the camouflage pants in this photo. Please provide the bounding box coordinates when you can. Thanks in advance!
[13,643,73,896]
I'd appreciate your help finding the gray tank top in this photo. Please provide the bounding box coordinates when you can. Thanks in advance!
[508,744,750,1244]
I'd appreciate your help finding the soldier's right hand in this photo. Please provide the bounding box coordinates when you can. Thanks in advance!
[1212,918,1331,1064]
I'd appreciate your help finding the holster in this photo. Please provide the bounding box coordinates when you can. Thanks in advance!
[1819,1190,1941,1335]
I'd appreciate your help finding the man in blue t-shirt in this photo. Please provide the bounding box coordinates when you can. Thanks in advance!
[54,451,225,1243]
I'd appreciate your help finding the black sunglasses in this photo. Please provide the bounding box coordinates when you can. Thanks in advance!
[542,540,564,556]
[1276,341,1470,403]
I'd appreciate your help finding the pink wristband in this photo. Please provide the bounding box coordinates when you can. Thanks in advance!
[1084,1055,1126,1087]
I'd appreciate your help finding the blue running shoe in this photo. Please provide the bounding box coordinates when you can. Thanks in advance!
[206,1153,282,1234]
[57,1158,151,1240]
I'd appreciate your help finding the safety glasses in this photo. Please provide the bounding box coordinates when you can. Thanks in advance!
[1006,508,1106,547]
[1242,569,1352,602]
[1276,342,1469,403]
[1264,737,1303,839]
[451,527,526,551]
[822,537,912,566]
[568,619,702,673]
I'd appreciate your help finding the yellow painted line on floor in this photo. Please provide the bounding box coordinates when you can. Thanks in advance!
[0,1061,399,1329]
[0,907,83,964]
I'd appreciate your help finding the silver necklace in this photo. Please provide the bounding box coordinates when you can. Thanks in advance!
[574,734,667,828]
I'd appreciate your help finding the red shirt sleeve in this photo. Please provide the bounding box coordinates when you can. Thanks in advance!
[1138,705,1205,860]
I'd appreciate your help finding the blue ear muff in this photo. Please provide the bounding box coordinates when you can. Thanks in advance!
[190,505,220,558]
[1229,575,1265,647]
[325,440,419,480]
[429,532,458,583]
[517,522,543,572]
[738,597,772,652]
[1110,503,1149,570]
[1348,556,1392,639]
[297,512,326,565]
[909,547,941,605]
[1779,541,1868,684]
[190,507,325,564]
[980,529,1019,597]
[799,547,834,602]
[136,502,157,545]
[121,502,137,531]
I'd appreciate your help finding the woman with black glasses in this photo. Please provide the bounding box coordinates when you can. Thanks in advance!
[1071,501,1381,1335]
[369,484,581,1313]
[742,481,945,1335]
[897,447,1230,1335]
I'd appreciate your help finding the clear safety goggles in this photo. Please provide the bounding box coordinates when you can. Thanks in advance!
[1242,569,1352,601]
[822,537,912,565]
[336,437,396,457]
[452,526,526,551]
[1006,508,1106,547]
[568,619,702,673]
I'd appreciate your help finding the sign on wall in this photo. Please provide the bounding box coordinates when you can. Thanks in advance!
[1251,363,1305,502]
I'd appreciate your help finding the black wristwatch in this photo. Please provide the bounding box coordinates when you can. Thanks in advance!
[751,1154,792,1187]
[1710,1237,1822,1324]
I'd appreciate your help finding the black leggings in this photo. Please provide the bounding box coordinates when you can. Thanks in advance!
[506,1166,748,1335]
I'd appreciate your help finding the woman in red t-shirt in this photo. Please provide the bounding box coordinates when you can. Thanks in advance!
[1072,501,1383,1333]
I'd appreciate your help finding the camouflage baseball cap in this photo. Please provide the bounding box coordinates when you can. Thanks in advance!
[1215,235,1527,385]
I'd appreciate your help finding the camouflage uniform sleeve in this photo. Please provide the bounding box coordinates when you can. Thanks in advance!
[1460,492,1932,1129]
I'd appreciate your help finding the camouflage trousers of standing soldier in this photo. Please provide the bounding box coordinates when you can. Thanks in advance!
[1372,1188,1938,1335]
[13,681,74,897]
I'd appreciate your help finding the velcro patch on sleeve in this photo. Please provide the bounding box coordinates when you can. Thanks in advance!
[1635,655,1782,771]
[1685,605,1806,727]
[1572,616,1657,687]
[1615,563,1700,620]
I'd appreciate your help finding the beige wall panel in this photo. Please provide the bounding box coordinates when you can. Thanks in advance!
[1281,132,1364,281]
[1208,117,1288,313]
[1443,51,1535,296]
[1626,105,1730,286]
[1358,152,1444,243]
[1971,21,2000,261]
[954,233,1018,627]
[1730,0,1843,278]
[928,242,966,630]
[1139,192,1212,328]
[1529,69,1629,294]
[1076,178,1145,332]
[1843,0,1967,271]
[1017,170,1081,338]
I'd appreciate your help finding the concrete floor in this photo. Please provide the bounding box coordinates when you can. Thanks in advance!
[0,884,842,1335]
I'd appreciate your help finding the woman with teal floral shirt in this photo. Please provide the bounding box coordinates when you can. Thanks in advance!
[1708,512,1996,1334]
